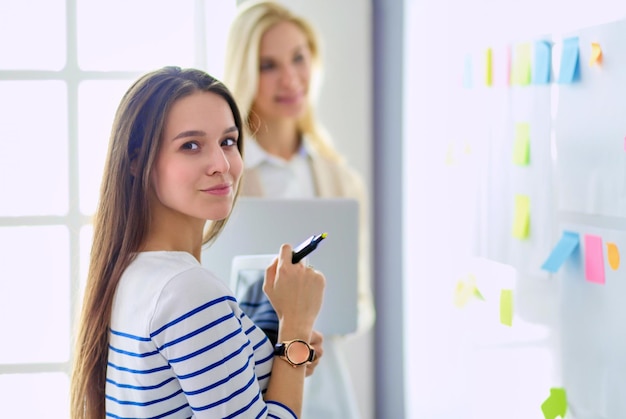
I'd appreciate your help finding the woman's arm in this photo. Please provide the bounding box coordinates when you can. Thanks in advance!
[261,244,326,417]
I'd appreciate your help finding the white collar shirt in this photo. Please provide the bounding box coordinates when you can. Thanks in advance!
[244,137,316,198]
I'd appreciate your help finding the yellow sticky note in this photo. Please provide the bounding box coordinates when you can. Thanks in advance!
[590,42,603,66]
[453,280,472,308]
[512,194,530,239]
[512,43,532,85]
[454,275,485,308]
[445,143,455,165]
[485,48,493,86]
[513,122,530,166]
[607,242,620,270]
[500,289,513,326]
[453,275,484,308]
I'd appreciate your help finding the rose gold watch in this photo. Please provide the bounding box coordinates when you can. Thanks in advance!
[274,339,316,367]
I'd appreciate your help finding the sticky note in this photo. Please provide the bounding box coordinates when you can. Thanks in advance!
[541,387,567,419]
[499,289,513,326]
[463,54,473,88]
[445,143,455,165]
[558,37,580,83]
[584,234,605,284]
[512,43,532,85]
[590,42,603,66]
[607,242,620,270]
[453,275,484,308]
[513,122,530,166]
[541,231,580,273]
[485,48,493,86]
[533,40,552,84]
[512,194,530,239]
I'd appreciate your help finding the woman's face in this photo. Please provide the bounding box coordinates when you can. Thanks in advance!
[151,91,243,223]
[252,21,312,122]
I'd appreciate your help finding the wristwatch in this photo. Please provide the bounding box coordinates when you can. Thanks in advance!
[274,339,316,367]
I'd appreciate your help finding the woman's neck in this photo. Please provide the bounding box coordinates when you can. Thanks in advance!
[141,203,205,261]
[254,118,300,160]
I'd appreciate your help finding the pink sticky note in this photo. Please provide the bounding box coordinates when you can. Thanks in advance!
[623,136,626,151]
[584,234,605,284]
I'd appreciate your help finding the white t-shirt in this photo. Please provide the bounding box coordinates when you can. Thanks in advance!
[105,251,296,419]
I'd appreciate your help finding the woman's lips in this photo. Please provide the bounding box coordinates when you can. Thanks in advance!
[203,184,232,196]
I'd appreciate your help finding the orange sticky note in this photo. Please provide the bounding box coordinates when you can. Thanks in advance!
[500,289,513,326]
[513,122,530,166]
[607,242,620,270]
[485,48,493,86]
[584,234,605,284]
[590,42,602,66]
[512,195,530,239]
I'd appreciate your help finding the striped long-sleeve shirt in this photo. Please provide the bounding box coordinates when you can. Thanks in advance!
[105,251,296,419]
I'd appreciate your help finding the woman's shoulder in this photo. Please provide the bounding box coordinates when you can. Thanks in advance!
[112,251,238,336]
[117,252,231,310]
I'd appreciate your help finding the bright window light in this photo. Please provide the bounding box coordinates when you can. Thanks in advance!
[0,2,238,417]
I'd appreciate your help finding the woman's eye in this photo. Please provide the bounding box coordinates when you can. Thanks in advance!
[181,141,199,151]
[294,54,305,63]
[260,61,275,71]
[222,137,238,147]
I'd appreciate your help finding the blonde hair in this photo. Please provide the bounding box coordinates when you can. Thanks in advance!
[70,67,244,418]
[224,0,343,162]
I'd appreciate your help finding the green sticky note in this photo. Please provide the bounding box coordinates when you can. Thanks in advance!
[513,122,530,166]
[512,194,530,239]
[499,289,513,326]
[541,387,567,419]
[512,43,532,85]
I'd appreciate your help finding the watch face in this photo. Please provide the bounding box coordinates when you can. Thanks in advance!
[286,340,311,365]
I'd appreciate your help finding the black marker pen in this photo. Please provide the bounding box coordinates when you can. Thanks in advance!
[292,232,328,264]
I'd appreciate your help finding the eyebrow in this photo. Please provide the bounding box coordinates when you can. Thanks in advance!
[171,126,238,142]
[260,43,308,61]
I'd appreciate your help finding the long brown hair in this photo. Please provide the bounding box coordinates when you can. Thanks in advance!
[70,67,244,418]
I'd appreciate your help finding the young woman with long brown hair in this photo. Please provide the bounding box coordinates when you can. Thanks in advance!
[70,66,325,418]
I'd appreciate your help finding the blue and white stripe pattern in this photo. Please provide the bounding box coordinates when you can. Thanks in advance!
[105,251,296,418]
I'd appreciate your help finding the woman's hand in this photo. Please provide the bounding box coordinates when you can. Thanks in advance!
[264,244,325,335]
[305,330,324,377]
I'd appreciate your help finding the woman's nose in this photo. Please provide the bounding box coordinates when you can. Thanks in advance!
[206,148,230,175]
[279,65,299,88]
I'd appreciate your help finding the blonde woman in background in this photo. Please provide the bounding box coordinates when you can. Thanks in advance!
[224,2,375,418]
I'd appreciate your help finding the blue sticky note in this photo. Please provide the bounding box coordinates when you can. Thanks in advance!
[541,231,580,273]
[533,40,552,84]
[558,37,580,84]
[463,54,473,88]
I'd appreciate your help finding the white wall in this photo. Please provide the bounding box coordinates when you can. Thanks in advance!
[404,0,626,418]
[237,1,375,418]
